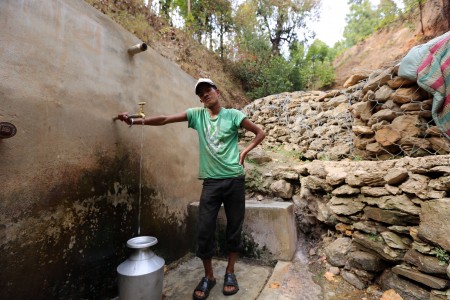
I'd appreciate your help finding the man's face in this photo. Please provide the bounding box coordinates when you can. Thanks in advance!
[197,84,219,107]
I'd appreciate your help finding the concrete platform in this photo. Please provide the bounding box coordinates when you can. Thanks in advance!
[162,201,321,299]
[163,244,323,300]
[188,200,298,261]
[163,256,273,299]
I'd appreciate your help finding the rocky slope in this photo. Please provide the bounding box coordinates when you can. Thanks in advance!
[333,0,449,88]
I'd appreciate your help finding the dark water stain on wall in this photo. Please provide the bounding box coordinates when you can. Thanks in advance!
[1,148,190,299]
[138,186,191,263]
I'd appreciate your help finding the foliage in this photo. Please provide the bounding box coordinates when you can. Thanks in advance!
[287,39,335,92]
[402,0,427,14]
[253,0,321,55]
[231,38,336,99]
[432,246,450,265]
[247,55,294,99]
[288,41,307,91]
[245,167,264,191]
[376,0,399,29]
[343,0,379,47]
[93,0,336,98]
[340,0,428,49]
[270,145,304,160]
[233,0,272,59]
[213,0,234,58]
[367,233,382,242]
[303,39,335,89]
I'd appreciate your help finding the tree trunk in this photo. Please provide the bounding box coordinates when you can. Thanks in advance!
[219,22,224,59]
[446,0,450,29]
[419,0,424,35]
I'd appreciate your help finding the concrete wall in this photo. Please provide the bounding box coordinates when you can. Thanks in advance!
[0,0,202,298]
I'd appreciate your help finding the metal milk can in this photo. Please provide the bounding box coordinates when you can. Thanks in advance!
[117,236,165,300]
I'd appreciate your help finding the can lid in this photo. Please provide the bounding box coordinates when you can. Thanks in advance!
[126,236,158,249]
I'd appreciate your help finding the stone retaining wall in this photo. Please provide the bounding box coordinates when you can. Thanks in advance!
[245,153,450,299]
[241,65,450,161]
[241,61,450,298]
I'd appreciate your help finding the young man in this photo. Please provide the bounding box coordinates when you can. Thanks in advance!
[117,78,265,299]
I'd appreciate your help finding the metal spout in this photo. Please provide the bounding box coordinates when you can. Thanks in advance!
[113,102,146,121]
[128,43,148,55]
[0,122,17,139]
[128,102,146,119]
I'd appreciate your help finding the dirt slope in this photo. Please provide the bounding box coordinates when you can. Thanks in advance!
[333,0,449,88]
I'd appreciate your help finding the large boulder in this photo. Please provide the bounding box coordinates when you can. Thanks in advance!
[325,237,353,267]
[418,199,450,252]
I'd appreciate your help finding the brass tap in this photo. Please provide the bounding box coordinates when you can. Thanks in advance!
[128,102,146,119]
[113,102,146,121]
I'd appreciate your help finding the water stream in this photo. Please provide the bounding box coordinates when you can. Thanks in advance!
[137,123,144,235]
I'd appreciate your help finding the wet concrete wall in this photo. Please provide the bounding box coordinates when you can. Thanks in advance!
[0,0,202,298]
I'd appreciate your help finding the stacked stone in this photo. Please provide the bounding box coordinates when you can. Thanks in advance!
[346,66,450,159]
[241,55,450,299]
[241,65,450,160]
[245,152,450,299]
[241,90,354,160]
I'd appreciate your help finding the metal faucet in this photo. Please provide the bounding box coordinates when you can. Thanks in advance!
[128,102,146,119]
[113,102,146,121]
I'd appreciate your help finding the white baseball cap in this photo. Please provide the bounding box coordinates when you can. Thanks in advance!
[195,78,217,95]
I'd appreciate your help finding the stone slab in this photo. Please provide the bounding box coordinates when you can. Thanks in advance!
[257,254,322,299]
[392,265,449,289]
[189,200,298,261]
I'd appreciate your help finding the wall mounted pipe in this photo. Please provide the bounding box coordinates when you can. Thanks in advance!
[0,122,17,139]
[128,43,148,55]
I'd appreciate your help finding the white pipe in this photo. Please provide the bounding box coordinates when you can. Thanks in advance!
[128,43,148,55]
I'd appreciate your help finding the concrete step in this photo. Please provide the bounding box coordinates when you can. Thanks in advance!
[188,200,298,261]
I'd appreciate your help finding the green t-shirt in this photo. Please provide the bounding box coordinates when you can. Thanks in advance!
[186,107,246,179]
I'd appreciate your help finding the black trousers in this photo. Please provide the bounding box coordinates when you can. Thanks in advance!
[196,176,245,259]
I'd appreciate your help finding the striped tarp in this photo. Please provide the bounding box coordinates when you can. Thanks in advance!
[417,31,450,140]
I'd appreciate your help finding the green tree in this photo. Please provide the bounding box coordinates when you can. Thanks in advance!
[212,0,233,59]
[233,0,272,58]
[254,0,321,55]
[306,39,330,63]
[173,0,233,57]
[376,0,399,28]
[343,0,378,47]
[288,41,307,91]
[301,39,335,90]
[231,0,273,92]
[247,55,294,99]
[159,0,173,22]
[402,0,427,34]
